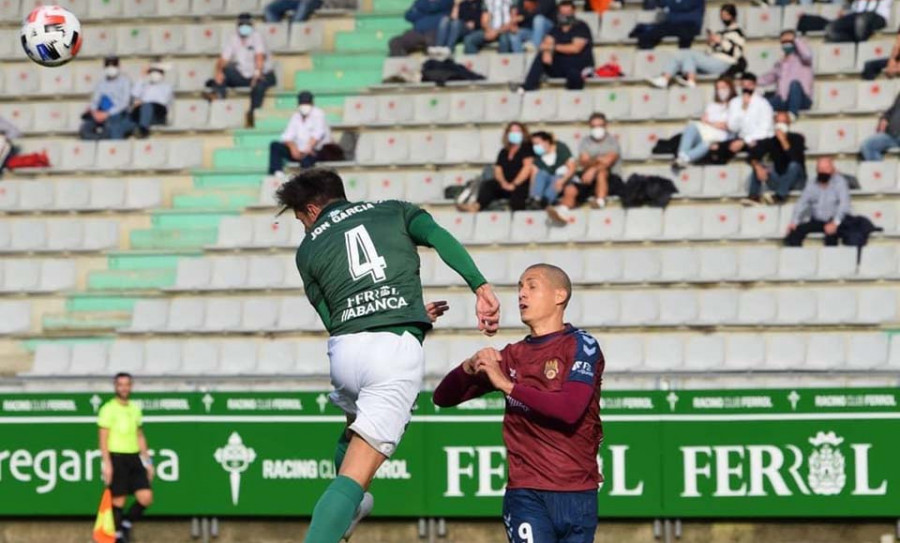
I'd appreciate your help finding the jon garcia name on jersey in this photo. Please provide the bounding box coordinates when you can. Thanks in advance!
[309,203,375,241]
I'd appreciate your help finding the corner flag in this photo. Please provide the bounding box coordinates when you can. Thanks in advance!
[92,488,116,543]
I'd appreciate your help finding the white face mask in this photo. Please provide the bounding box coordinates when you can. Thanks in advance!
[590,127,606,140]
[149,71,164,84]
[716,88,731,102]
[298,104,313,116]
[775,122,789,133]
[104,66,119,79]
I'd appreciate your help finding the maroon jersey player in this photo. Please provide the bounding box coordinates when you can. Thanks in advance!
[434,264,604,543]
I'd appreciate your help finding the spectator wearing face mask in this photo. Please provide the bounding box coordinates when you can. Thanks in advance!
[79,56,135,140]
[674,76,736,168]
[130,62,174,138]
[459,122,534,212]
[267,91,332,175]
[727,72,774,155]
[516,0,594,92]
[204,13,277,128]
[860,90,900,160]
[744,111,807,206]
[647,4,745,89]
[785,157,850,247]
[759,31,814,119]
[529,131,576,215]
[577,113,622,209]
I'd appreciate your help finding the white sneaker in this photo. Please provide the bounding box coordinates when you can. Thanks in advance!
[546,205,573,225]
[523,41,536,52]
[673,75,696,88]
[343,492,374,540]
[274,170,287,181]
[590,197,606,209]
[647,76,668,89]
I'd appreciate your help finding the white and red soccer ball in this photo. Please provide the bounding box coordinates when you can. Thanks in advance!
[20,6,83,67]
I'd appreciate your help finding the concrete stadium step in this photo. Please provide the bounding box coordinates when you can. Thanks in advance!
[294,68,383,92]
[150,210,239,229]
[20,338,112,354]
[369,0,410,14]
[42,312,131,333]
[130,227,220,250]
[213,147,269,170]
[334,30,395,53]
[234,130,284,148]
[275,93,350,110]
[193,172,264,189]
[353,14,411,32]
[108,252,194,271]
[312,53,387,70]
[87,268,178,290]
[65,294,141,313]
[172,189,259,210]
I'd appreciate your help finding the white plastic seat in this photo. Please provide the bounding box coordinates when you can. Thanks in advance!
[82,220,118,251]
[631,49,673,79]
[665,87,705,120]
[586,208,625,240]
[625,126,667,160]
[857,160,897,192]
[414,93,450,124]
[132,139,168,170]
[10,220,47,252]
[659,247,699,282]
[424,338,453,376]
[805,334,845,370]
[410,130,448,163]
[816,288,857,324]
[629,88,667,121]
[96,140,132,170]
[698,290,739,325]
[483,91,522,123]
[444,130,480,164]
[765,334,807,370]
[431,293,474,330]
[601,334,644,371]
[169,138,204,169]
[432,211,474,243]
[378,95,415,125]
[125,178,162,209]
[498,291,524,329]
[252,216,291,248]
[257,341,297,374]
[623,208,663,240]
[658,291,698,325]
[0,104,32,133]
[739,206,780,238]
[472,211,511,244]
[246,256,286,289]
[30,343,70,374]
[210,256,249,289]
[857,245,898,278]
[275,297,320,331]
[150,24,186,55]
[556,90,593,122]
[2,259,40,292]
[855,201,898,233]
[61,141,96,170]
[619,292,659,326]
[259,22,289,51]
[123,0,156,16]
[54,180,91,210]
[579,292,620,327]
[178,340,219,374]
[583,249,623,283]
[173,258,212,291]
[126,300,169,332]
[724,334,766,371]
[778,247,818,280]
[447,93,485,124]
[510,211,548,243]
[209,99,246,130]
[215,217,253,248]
[3,65,39,95]
[202,298,242,332]
[643,336,684,371]
[469,251,508,285]
[814,42,855,75]
[115,24,150,56]
[488,53,526,82]
[174,60,210,92]
[817,246,858,279]
[171,100,210,130]
[853,80,897,113]
[288,22,324,51]
[815,81,856,114]
[40,259,76,292]
[699,247,738,282]
[738,290,776,324]
[702,165,743,197]
[701,206,740,239]
[685,334,725,371]
[817,121,858,154]
[744,44,780,75]
[18,181,54,210]
[857,287,898,324]
[520,90,559,123]
[69,343,108,375]
[776,289,817,324]
[743,6,781,37]
[219,340,258,374]
[107,341,144,374]
[32,102,68,133]
[185,23,222,54]
[847,333,889,369]
[598,9,639,42]
[240,298,280,332]
[622,250,661,283]
[890,335,900,370]
[856,39,895,71]
[662,206,701,239]
[167,298,205,332]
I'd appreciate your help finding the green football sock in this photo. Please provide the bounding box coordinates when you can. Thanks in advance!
[334,432,350,471]
[304,475,364,543]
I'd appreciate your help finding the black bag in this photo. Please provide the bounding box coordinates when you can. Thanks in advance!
[797,14,830,34]
[421,59,486,86]
[839,214,882,249]
[652,133,682,156]
[619,174,679,208]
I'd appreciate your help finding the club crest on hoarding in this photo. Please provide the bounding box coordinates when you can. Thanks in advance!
[214,432,257,505]
[808,431,846,496]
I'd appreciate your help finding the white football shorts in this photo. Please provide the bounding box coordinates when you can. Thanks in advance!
[327,331,424,457]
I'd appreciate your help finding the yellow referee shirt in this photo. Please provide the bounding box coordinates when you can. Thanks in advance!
[97,399,143,454]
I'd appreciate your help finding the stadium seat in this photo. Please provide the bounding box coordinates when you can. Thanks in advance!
[219,340,258,374]
[775,289,817,324]
[132,140,168,170]
[10,220,47,252]
[260,22,290,51]
[96,140,132,171]
[857,287,898,324]
[738,246,779,280]
[288,22,324,51]
[447,93,485,124]
[665,87,706,120]
[738,290,776,324]
[246,257,287,290]
[342,172,369,201]
[405,171,445,203]
[723,333,765,370]
[622,250,661,283]
[623,207,663,240]
[210,256,249,290]
[815,81,856,114]
[0,103,33,133]
[855,201,898,233]
[61,141,96,170]
[699,247,738,282]
[815,288,857,324]
[126,178,163,209]
[173,258,213,291]
[432,211,474,243]
[817,121,858,154]
[0,181,17,211]
[38,65,75,96]
[814,42,856,75]
[252,216,291,248]
[520,90,559,123]
[685,334,726,371]
[185,23,222,54]
[698,290,739,325]
[816,246,858,279]
[33,102,69,134]
[856,39,894,71]
[557,90,593,122]
[107,340,144,374]
[472,211,512,244]
[31,343,70,374]
[701,205,740,239]
[765,333,807,370]
[209,100,246,130]
[856,160,898,193]
[40,259,77,292]
[658,290,698,325]
[584,207,626,241]
[471,251,508,285]
[275,297,320,332]
[582,248,623,283]
[257,341,296,374]
[702,165,744,197]
[631,50,672,80]
[739,205,780,238]
[579,292,620,326]
[743,6,781,38]
[432,293,475,329]
[857,245,899,278]
[202,298,243,332]
[510,211,549,243]
[167,298,205,332]
[175,60,210,92]
[619,291,659,326]
[489,53,526,83]
[625,126,668,160]
[18,181,54,210]
[2,259,39,292]
[847,333,889,369]
[46,219,84,252]
[69,343,108,375]
[150,24,186,55]
[592,87,631,120]
[3,65,39,95]
[143,340,183,374]
[179,339,219,374]
[778,247,818,280]
[601,334,644,370]
[659,247,699,282]
[82,220,118,251]
[643,335,684,371]
[804,334,845,370]
[378,95,415,125]
[853,80,897,113]
[662,206,702,239]
[744,44,780,74]
[424,337,452,376]
[415,93,450,124]
[116,25,151,56]
[412,130,449,163]
[55,180,91,210]
[482,91,522,123]
[629,88,667,121]
[126,300,169,332]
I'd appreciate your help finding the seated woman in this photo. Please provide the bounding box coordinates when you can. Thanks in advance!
[648,4,745,89]
[430,0,483,55]
[674,75,736,168]
[458,122,534,212]
[526,131,580,224]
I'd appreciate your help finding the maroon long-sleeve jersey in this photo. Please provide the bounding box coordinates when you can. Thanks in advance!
[434,324,605,492]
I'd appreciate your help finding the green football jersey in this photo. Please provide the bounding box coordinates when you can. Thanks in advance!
[296,200,432,336]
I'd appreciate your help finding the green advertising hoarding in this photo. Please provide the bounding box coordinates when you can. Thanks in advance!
[0,388,897,518]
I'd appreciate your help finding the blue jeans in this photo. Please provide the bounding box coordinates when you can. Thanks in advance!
[860,132,900,161]
[264,0,320,22]
[510,15,553,50]
[766,81,812,116]
[463,29,514,54]
[531,169,561,202]
[268,141,316,174]
[436,17,474,48]
[663,50,732,77]
[748,161,805,199]
[503,489,598,543]
[78,111,135,140]
[677,122,710,163]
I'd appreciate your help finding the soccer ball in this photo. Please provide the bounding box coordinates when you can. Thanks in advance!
[20,6,83,67]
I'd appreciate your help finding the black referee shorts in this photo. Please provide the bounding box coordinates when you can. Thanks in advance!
[109,453,150,496]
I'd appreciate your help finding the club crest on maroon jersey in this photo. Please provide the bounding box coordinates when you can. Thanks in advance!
[543,359,560,380]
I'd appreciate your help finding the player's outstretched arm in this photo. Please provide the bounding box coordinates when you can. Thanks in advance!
[408,212,500,335]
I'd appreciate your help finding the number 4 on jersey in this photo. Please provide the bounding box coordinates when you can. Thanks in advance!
[345,225,388,283]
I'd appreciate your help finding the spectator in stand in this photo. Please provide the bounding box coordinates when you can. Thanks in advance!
[630,0,706,50]
[204,13,277,128]
[825,0,891,43]
[516,1,594,92]
[79,56,135,140]
[389,0,454,56]
[862,29,900,79]
[674,76,736,167]
[130,62,174,138]
[510,0,556,51]
[458,122,534,212]
[267,91,332,175]
[860,91,900,160]
[577,113,623,209]
[430,0,483,55]
[647,4,744,89]
[727,72,775,155]
[462,0,518,53]
[785,157,850,246]
[743,111,807,205]
[264,0,322,23]
[758,30,814,119]
[529,131,576,214]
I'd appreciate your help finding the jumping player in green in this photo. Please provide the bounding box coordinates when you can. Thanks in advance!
[276,169,500,543]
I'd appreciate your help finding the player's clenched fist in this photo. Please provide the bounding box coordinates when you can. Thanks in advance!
[475,284,501,336]
[471,348,514,395]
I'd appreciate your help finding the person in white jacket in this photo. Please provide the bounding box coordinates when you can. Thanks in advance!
[727,72,774,155]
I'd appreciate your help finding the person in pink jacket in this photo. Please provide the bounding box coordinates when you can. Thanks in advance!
[759,30,814,119]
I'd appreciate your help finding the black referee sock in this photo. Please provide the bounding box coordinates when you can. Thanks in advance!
[126,502,146,523]
[113,506,124,532]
